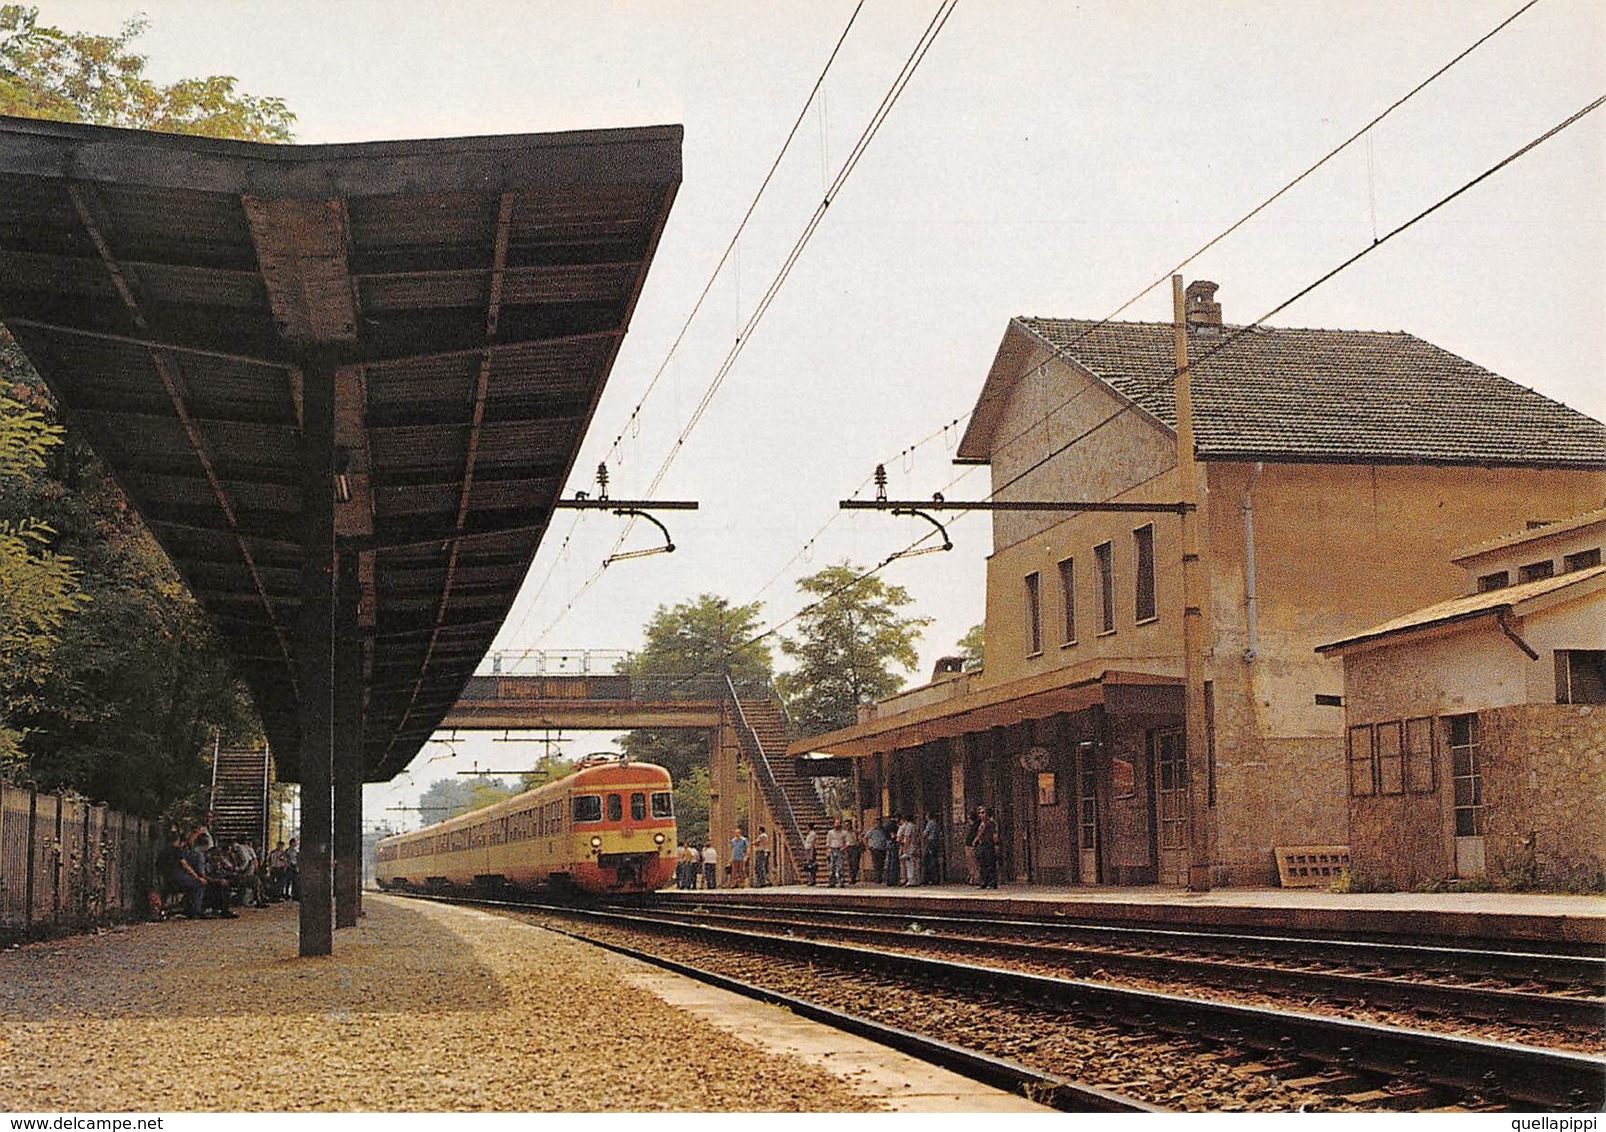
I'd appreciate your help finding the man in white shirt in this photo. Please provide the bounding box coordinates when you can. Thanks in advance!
[825,818,851,887]
[701,843,718,890]
[752,827,772,887]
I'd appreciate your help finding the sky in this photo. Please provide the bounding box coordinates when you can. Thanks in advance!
[40,1,1606,826]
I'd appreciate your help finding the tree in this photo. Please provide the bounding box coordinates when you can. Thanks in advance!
[777,562,933,737]
[0,392,85,762]
[615,594,773,782]
[672,764,712,848]
[0,9,295,812]
[518,751,578,793]
[416,776,523,824]
[957,623,985,671]
[0,7,295,139]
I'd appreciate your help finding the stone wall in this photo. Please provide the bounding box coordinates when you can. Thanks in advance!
[1481,703,1606,888]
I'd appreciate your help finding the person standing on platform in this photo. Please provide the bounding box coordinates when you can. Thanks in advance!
[729,828,750,887]
[825,818,849,887]
[972,806,1001,889]
[897,814,919,886]
[882,817,901,885]
[801,824,820,884]
[753,826,772,888]
[922,812,942,885]
[963,809,981,885]
[265,841,288,900]
[284,836,300,901]
[865,819,888,885]
[845,820,862,885]
[701,842,718,890]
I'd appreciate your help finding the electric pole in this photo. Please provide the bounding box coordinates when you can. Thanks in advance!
[1173,275,1213,892]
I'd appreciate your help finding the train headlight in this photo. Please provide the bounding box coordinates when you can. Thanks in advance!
[653,833,665,845]
[590,836,603,851]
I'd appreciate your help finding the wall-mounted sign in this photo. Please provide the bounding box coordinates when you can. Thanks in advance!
[1112,756,1136,799]
[1022,746,1051,771]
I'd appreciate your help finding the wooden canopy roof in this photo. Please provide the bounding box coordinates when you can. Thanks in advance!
[0,116,681,782]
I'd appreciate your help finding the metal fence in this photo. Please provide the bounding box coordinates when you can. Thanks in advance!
[0,785,160,939]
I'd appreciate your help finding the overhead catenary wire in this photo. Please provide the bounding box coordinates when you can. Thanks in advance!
[972,0,1547,473]
[985,92,1606,507]
[532,0,960,643]
[729,0,1547,618]
[525,0,1562,655]
[501,0,868,641]
[655,91,1606,697]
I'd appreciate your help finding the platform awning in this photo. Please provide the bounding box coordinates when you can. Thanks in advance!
[0,116,681,782]
[789,668,1183,758]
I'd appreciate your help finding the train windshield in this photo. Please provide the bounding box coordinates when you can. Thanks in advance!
[606,794,623,821]
[630,793,646,821]
[572,795,602,823]
[651,792,673,819]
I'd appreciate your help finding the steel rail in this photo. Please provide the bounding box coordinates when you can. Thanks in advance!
[628,903,1605,1031]
[666,898,1606,985]
[570,903,1606,1110]
[532,916,1158,1112]
[392,892,1152,1111]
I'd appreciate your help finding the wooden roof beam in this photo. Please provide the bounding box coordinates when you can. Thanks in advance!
[65,179,293,673]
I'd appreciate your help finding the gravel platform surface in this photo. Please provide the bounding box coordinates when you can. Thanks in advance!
[0,895,881,1112]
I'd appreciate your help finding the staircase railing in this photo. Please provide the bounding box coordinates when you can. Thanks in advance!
[724,676,805,862]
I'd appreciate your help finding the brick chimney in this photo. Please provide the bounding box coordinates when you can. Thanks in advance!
[1185,280,1221,334]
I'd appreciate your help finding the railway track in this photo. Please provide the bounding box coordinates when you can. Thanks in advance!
[626,899,1606,1033]
[410,893,1606,1112]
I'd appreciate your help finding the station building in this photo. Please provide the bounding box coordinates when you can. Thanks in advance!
[1317,509,1606,891]
[791,283,1606,887]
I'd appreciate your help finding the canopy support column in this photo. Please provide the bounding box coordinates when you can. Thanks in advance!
[334,549,363,929]
[297,359,336,958]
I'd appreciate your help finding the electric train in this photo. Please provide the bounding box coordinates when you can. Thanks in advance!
[375,755,676,894]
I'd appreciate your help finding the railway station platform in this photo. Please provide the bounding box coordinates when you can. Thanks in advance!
[0,893,1044,1113]
[661,882,1606,946]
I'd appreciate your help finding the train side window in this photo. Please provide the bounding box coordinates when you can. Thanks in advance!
[572,795,602,823]
[630,793,646,821]
[651,792,673,818]
[606,794,623,821]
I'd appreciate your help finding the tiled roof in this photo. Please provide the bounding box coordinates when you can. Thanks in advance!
[1451,507,1606,563]
[1013,318,1606,467]
[1316,563,1606,654]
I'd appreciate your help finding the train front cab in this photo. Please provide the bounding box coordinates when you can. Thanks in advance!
[566,774,677,892]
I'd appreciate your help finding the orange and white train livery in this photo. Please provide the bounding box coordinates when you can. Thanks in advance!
[375,756,676,894]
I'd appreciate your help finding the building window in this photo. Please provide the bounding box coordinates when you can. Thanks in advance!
[1347,725,1376,797]
[1133,523,1157,622]
[1375,721,1404,795]
[1024,572,1042,655]
[1058,557,1076,645]
[1564,547,1601,572]
[1095,541,1115,633]
[1477,571,1510,593]
[1517,560,1555,583]
[1556,650,1606,704]
[1446,714,1482,837]
[1404,716,1436,793]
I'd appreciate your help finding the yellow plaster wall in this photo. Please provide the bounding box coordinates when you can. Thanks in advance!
[975,345,1605,884]
[981,387,1605,882]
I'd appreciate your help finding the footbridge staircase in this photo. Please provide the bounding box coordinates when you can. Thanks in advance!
[441,670,834,884]
[208,745,272,853]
